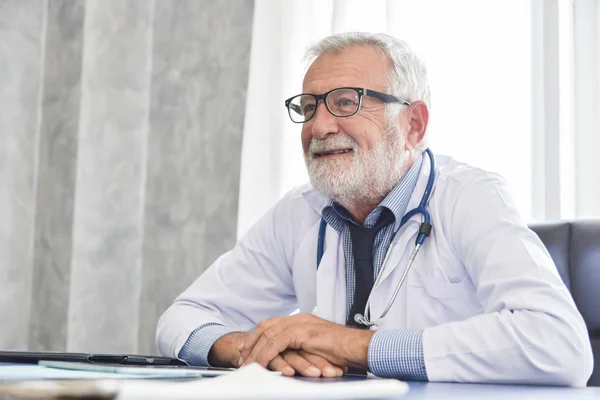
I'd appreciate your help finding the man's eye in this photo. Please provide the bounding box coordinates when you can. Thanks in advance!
[337,98,357,106]
[303,104,316,113]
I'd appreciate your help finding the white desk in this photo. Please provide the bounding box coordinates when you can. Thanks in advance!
[404,381,600,399]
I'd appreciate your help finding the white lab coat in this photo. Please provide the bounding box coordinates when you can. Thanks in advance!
[156,154,593,386]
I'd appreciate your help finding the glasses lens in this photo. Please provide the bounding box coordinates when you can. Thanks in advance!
[288,94,316,123]
[327,89,360,117]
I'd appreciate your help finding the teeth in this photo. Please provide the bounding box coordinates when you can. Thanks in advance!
[322,149,351,155]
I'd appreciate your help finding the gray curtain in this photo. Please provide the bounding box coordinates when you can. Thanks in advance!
[0,0,254,355]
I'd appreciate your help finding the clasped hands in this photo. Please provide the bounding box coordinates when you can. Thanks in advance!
[208,314,374,378]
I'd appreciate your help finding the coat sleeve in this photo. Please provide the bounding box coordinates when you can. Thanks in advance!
[155,190,302,359]
[422,170,594,386]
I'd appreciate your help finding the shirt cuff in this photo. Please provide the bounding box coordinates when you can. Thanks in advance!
[178,323,238,366]
[368,329,428,380]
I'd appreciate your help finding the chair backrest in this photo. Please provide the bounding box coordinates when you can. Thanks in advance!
[528,220,600,386]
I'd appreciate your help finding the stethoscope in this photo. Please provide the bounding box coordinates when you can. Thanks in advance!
[316,148,435,327]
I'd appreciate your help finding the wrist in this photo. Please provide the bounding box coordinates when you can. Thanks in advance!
[340,328,375,369]
[208,332,248,367]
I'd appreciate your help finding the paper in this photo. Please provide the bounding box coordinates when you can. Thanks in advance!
[0,364,409,399]
[116,363,409,400]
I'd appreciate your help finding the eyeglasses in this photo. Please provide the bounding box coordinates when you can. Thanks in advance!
[284,87,411,123]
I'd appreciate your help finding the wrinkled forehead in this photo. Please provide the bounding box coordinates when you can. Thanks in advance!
[302,45,392,94]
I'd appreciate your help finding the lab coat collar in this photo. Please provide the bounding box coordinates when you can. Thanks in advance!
[405,150,435,213]
[301,185,331,217]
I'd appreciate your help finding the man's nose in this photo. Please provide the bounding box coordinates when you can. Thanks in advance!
[310,102,340,139]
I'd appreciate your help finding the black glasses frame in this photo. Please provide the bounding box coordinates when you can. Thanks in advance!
[284,87,411,124]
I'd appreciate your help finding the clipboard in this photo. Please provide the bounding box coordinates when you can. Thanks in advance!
[38,361,234,378]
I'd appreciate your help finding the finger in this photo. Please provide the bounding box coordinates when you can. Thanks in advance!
[243,329,291,368]
[298,350,344,378]
[281,351,321,378]
[240,319,282,361]
[266,355,295,377]
[243,332,285,368]
[239,327,266,362]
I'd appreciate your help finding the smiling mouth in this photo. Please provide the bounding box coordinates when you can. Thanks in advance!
[314,149,353,158]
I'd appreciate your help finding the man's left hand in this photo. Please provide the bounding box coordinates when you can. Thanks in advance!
[238,314,374,370]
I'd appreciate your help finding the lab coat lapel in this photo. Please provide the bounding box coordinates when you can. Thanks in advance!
[316,224,347,325]
[376,219,420,285]
[301,186,347,324]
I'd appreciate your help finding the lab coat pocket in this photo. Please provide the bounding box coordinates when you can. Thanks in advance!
[408,271,481,325]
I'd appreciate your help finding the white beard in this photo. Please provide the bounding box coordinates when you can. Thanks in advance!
[304,127,413,209]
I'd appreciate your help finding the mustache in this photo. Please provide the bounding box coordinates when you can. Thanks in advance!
[308,136,358,156]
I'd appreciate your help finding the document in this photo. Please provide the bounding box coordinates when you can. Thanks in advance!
[0,363,409,400]
[116,363,409,400]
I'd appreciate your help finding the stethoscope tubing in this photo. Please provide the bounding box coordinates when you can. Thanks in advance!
[316,148,436,327]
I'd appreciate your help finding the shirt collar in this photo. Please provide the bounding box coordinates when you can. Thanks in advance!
[376,153,423,231]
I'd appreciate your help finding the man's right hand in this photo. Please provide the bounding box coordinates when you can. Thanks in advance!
[208,332,345,377]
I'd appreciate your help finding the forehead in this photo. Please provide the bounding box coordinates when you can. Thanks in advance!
[302,45,392,93]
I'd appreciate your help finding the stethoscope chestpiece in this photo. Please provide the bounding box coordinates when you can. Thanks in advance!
[354,313,376,327]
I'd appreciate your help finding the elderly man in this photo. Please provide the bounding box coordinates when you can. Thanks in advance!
[156,32,593,385]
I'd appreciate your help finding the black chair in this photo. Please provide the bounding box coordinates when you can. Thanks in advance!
[529,220,600,386]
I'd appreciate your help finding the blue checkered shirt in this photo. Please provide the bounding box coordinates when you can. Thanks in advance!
[180,155,428,380]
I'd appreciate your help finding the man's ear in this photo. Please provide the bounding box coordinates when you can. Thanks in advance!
[401,101,429,149]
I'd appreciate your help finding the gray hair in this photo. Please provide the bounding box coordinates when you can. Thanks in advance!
[304,32,431,152]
